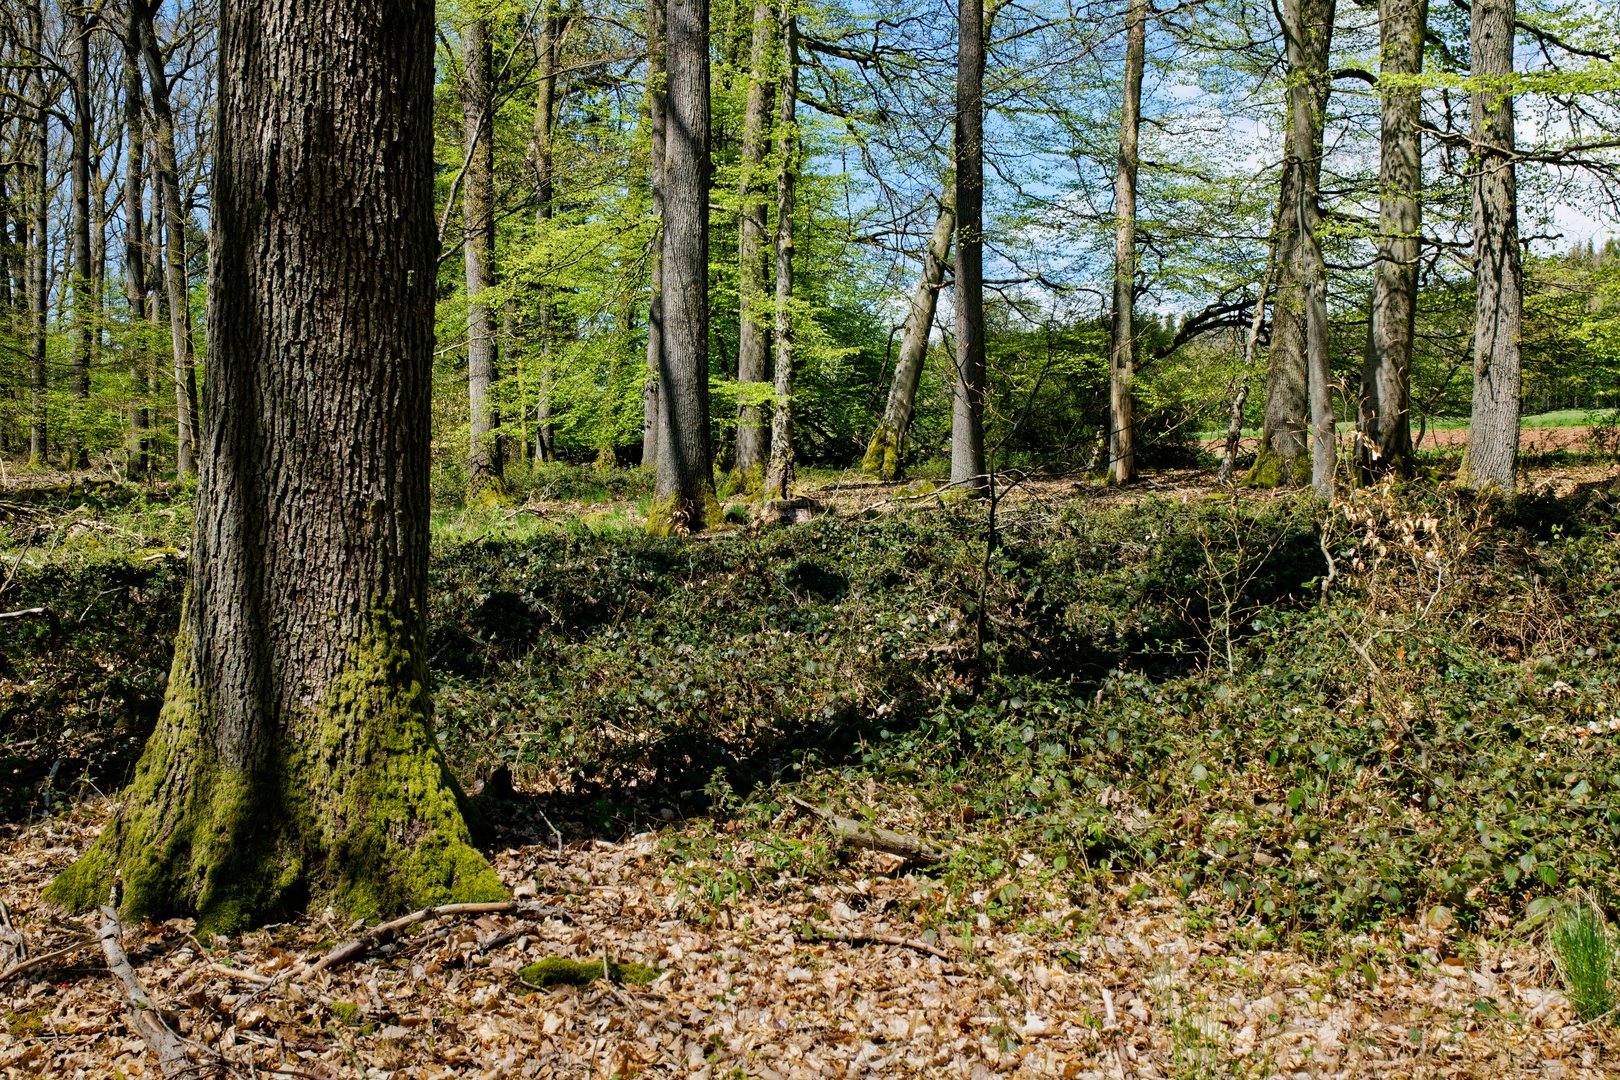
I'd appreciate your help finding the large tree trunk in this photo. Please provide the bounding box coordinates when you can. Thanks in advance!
[530,4,565,464]
[26,0,47,467]
[124,1,151,476]
[1461,0,1520,491]
[67,3,93,469]
[1107,0,1147,485]
[762,7,797,501]
[139,1,199,479]
[1356,0,1425,479]
[1282,0,1337,499]
[733,0,776,485]
[47,0,504,934]
[860,186,954,480]
[1249,0,1334,487]
[462,13,501,492]
[951,0,987,492]
[649,0,718,533]
[642,0,666,472]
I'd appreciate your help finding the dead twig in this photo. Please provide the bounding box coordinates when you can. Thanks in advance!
[801,927,955,962]
[0,937,97,983]
[787,794,951,865]
[308,900,572,976]
[99,903,193,1076]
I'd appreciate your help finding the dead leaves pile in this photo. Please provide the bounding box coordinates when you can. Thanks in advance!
[2,802,1615,1078]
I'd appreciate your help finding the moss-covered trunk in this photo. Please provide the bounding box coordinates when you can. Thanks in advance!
[46,0,503,934]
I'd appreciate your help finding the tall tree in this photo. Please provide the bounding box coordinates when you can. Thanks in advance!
[25,0,47,467]
[123,0,151,475]
[1460,0,1520,491]
[1281,0,1336,498]
[1107,0,1148,485]
[650,0,718,532]
[139,0,200,478]
[67,1,93,468]
[1249,0,1335,487]
[860,185,954,480]
[462,7,501,492]
[733,0,776,484]
[951,0,987,492]
[642,0,666,472]
[47,0,504,931]
[530,0,566,464]
[762,2,796,501]
[1356,0,1426,478]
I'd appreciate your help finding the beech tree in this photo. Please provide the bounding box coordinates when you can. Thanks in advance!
[46,0,504,932]
[951,0,987,492]
[1106,0,1147,485]
[763,2,798,500]
[734,0,776,485]
[462,4,501,492]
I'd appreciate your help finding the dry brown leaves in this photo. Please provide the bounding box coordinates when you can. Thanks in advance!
[2,800,1616,1079]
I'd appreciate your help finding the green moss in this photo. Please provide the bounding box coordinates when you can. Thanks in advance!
[645,485,725,537]
[724,462,765,498]
[860,426,905,481]
[517,956,661,988]
[4,1007,47,1039]
[329,1001,363,1026]
[1242,445,1310,488]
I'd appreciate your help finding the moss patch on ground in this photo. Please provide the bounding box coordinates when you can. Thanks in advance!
[517,956,661,988]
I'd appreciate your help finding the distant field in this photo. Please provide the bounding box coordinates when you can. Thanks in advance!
[1202,408,1617,442]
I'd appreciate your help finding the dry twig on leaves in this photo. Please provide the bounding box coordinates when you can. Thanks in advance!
[0,937,98,983]
[308,900,573,975]
[801,927,955,962]
[98,904,192,1076]
[787,795,950,865]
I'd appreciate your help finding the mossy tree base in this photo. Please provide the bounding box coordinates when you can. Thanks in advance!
[45,618,506,936]
[860,426,904,481]
[1241,445,1311,488]
[645,485,724,537]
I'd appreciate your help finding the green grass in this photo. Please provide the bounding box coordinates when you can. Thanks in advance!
[1549,892,1616,1022]
[1198,408,1617,441]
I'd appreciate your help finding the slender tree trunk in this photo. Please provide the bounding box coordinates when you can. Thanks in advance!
[65,3,94,468]
[1107,0,1147,485]
[650,0,717,533]
[47,0,504,934]
[733,0,776,485]
[530,4,564,464]
[139,1,198,478]
[1250,0,1334,487]
[951,0,987,492]
[462,13,501,492]
[860,186,955,479]
[1461,0,1520,491]
[27,0,47,467]
[124,2,151,476]
[1356,0,1425,479]
[763,7,797,501]
[1281,0,1337,499]
[642,0,666,472]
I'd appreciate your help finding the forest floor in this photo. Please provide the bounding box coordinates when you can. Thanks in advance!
[5,453,1620,1077]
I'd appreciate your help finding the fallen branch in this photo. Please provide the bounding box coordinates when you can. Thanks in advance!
[0,937,97,984]
[787,795,950,865]
[0,606,48,620]
[98,904,191,1076]
[802,927,954,962]
[309,900,572,975]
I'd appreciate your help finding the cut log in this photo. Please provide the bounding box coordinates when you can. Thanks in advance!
[787,795,950,865]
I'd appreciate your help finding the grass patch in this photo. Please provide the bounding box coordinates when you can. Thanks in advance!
[1548,892,1616,1022]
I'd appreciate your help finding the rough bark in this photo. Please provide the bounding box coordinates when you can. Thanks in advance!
[733,0,776,486]
[1356,0,1425,479]
[1107,0,1147,485]
[462,13,501,493]
[1249,0,1334,487]
[762,8,797,502]
[860,186,954,480]
[124,2,151,474]
[642,0,666,472]
[649,0,718,533]
[1461,0,1520,492]
[951,0,987,492]
[46,0,504,934]
[139,1,198,479]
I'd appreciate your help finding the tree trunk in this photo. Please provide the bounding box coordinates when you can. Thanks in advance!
[1107,0,1147,485]
[951,0,987,492]
[1219,246,1276,484]
[1249,0,1334,487]
[26,0,47,467]
[762,7,796,501]
[139,1,198,479]
[124,1,151,476]
[1461,0,1520,491]
[649,0,718,533]
[733,0,776,486]
[463,13,501,492]
[47,0,504,934]
[1281,0,1337,499]
[530,4,564,464]
[1356,0,1425,479]
[860,186,954,480]
[67,3,93,468]
[642,0,666,472]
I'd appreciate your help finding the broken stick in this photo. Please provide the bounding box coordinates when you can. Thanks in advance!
[802,927,954,962]
[310,899,572,975]
[787,795,950,865]
[98,904,191,1076]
